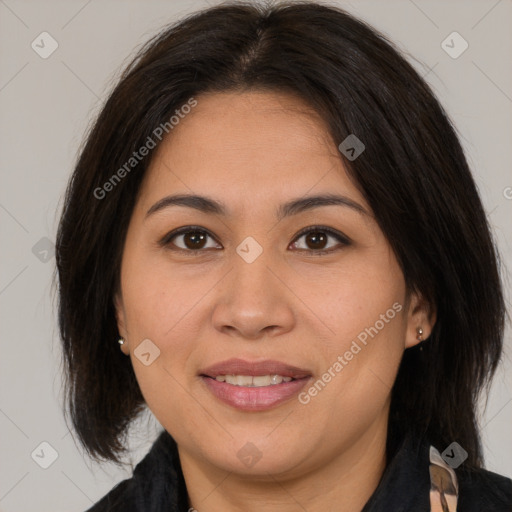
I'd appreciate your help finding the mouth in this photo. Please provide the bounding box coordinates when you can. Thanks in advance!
[199,358,312,411]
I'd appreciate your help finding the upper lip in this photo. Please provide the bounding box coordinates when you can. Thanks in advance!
[200,358,312,379]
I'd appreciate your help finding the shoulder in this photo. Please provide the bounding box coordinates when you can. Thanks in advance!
[456,465,512,511]
[83,429,184,512]
[84,478,136,512]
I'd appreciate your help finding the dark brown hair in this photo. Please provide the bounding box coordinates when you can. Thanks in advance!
[55,0,506,467]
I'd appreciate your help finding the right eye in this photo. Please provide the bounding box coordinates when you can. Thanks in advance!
[160,226,222,254]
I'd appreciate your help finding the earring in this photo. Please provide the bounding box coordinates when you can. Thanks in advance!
[416,327,424,342]
[118,338,125,345]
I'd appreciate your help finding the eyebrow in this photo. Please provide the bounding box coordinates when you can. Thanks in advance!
[145,193,369,220]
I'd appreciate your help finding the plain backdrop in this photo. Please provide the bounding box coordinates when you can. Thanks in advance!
[0,0,511,510]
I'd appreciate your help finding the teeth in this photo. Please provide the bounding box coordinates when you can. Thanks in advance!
[214,374,293,387]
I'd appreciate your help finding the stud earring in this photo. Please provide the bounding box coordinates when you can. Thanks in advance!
[416,327,424,342]
[118,338,125,345]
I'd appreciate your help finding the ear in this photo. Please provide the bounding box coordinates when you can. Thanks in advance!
[114,292,130,355]
[404,290,436,349]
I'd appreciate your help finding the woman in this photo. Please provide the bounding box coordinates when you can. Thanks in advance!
[55,1,512,511]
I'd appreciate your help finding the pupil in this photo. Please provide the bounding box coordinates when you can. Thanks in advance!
[185,231,206,249]
[307,232,326,250]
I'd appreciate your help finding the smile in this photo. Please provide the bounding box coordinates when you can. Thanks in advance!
[199,358,313,411]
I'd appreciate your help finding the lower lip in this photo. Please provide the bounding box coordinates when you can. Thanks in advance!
[201,376,311,411]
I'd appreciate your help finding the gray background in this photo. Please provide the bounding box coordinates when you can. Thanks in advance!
[1,0,511,510]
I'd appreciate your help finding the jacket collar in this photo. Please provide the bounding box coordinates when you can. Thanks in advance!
[361,433,431,511]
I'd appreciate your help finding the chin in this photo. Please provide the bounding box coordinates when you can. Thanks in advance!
[200,436,311,478]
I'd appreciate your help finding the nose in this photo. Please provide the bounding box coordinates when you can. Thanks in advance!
[211,246,296,340]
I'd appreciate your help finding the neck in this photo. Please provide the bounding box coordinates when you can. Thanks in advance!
[178,415,388,512]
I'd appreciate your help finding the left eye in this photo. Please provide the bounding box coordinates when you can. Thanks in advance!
[160,226,350,255]
[290,227,350,253]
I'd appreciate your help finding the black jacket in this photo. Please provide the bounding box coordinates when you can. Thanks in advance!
[85,429,512,511]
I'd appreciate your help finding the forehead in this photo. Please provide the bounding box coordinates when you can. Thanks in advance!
[138,91,367,213]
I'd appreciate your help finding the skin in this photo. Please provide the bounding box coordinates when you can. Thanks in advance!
[115,90,436,512]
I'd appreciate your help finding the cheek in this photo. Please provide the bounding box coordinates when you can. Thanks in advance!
[120,250,200,339]
[298,311,405,448]
[296,251,406,409]
[120,253,209,397]
[295,250,405,341]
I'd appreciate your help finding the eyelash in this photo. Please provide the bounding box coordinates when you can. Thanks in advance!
[159,225,351,256]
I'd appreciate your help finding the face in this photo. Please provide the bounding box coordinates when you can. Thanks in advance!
[115,91,433,479]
